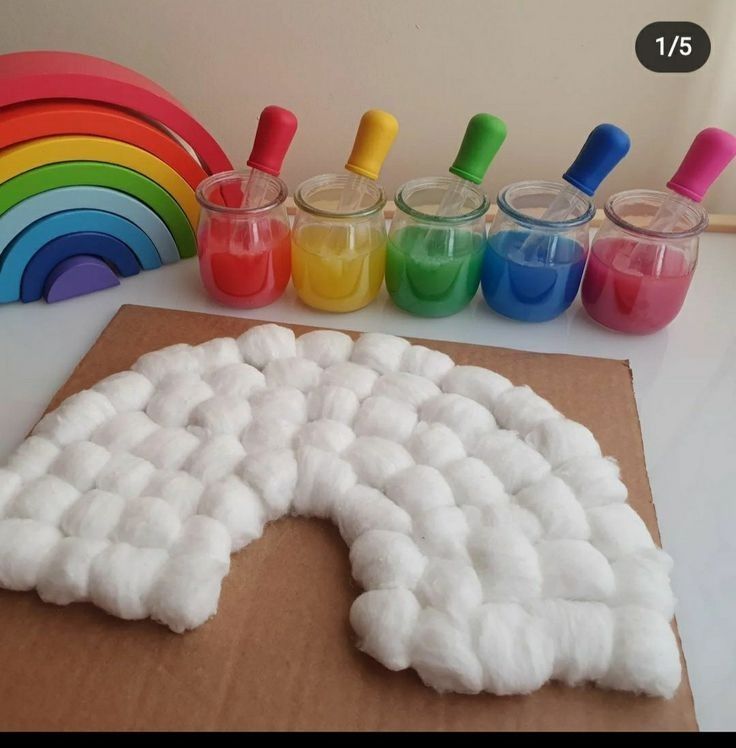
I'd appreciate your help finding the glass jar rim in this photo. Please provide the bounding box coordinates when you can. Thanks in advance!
[496,180,596,230]
[195,168,288,215]
[604,189,709,239]
[294,173,386,218]
[394,176,490,224]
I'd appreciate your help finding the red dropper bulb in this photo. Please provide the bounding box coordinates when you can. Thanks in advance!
[247,105,298,177]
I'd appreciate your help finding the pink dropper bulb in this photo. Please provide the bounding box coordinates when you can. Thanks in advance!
[630,127,736,275]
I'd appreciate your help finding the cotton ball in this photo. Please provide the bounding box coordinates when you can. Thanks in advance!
[345,437,414,489]
[0,469,21,517]
[337,485,412,545]
[198,476,265,550]
[10,475,80,524]
[150,553,228,633]
[296,419,355,453]
[475,602,555,695]
[474,430,550,494]
[237,323,296,368]
[353,396,417,443]
[264,357,323,392]
[406,422,465,469]
[509,504,544,543]
[133,343,200,385]
[384,465,454,515]
[144,470,203,520]
[37,537,108,605]
[171,515,232,565]
[441,365,512,408]
[51,440,111,492]
[411,608,484,694]
[32,390,116,446]
[0,518,62,590]
[349,530,426,590]
[93,370,154,413]
[250,386,307,424]
[443,457,507,510]
[420,393,496,451]
[492,386,559,437]
[204,362,265,399]
[61,489,126,540]
[91,411,159,452]
[611,549,676,620]
[89,543,167,620]
[372,371,440,408]
[537,540,614,601]
[296,330,353,366]
[293,447,357,518]
[114,496,182,549]
[413,506,470,561]
[400,345,454,384]
[145,372,214,428]
[6,436,60,481]
[241,417,299,453]
[306,385,360,425]
[192,337,242,372]
[322,361,379,400]
[526,418,601,468]
[95,452,156,499]
[598,606,681,698]
[416,558,483,623]
[133,427,200,470]
[184,434,245,484]
[349,588,420,670]
[587,504,655,561]
[469,526,542,601]
[188,395,252,436]
[527,599,614,686]
[554,456,628,507]
[239,449,297,519]
[514,475,589,540]
[351,332,410,374]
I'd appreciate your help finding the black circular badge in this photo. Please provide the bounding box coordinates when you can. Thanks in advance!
[636,22,710,73]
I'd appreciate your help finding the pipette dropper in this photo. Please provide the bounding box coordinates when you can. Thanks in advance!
[520,123,630,263]
[436,113,507,217]
[241,105,298,208]
[629,128,736,275]
[337,109,399,213]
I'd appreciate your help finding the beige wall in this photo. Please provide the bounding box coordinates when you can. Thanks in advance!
[2,0,735,213]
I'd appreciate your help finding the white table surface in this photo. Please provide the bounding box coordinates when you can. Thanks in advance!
[1,231,734,730]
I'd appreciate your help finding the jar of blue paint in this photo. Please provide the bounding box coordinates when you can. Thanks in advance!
[481,180,596,322]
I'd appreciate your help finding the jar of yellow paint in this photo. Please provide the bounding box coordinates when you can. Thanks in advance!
[292,173,387,312]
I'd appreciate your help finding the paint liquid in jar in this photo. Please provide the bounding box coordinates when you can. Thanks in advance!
[291,224,385,312]
[197,216,291,308]
[581,237,694,334]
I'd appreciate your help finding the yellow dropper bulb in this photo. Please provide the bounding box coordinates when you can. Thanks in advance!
[345,109,399,181]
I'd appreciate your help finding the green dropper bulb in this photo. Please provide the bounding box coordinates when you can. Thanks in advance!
[449,113,507,184]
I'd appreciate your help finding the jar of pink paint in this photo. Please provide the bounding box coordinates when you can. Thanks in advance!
[581,189,707,334]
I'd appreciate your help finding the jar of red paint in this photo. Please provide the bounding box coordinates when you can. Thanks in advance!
[581,189,707,334]
[195,168,291,308]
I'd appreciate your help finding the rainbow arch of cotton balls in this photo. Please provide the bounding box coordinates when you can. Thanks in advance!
[0,51,233,304]
[0,325,681,698]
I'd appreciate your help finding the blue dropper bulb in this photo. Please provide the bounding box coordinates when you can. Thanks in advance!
[562,124,631,196]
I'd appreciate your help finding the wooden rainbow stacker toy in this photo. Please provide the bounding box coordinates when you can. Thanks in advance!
[0,50,232,304]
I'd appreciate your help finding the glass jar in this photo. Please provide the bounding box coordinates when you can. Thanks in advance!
[291,174,386,312]
[581,189,707,334]
[195,168,291,308]
[387,176,489,317]
[481,180,595,322]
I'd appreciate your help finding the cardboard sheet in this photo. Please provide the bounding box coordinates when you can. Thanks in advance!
[0,304,697,731]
